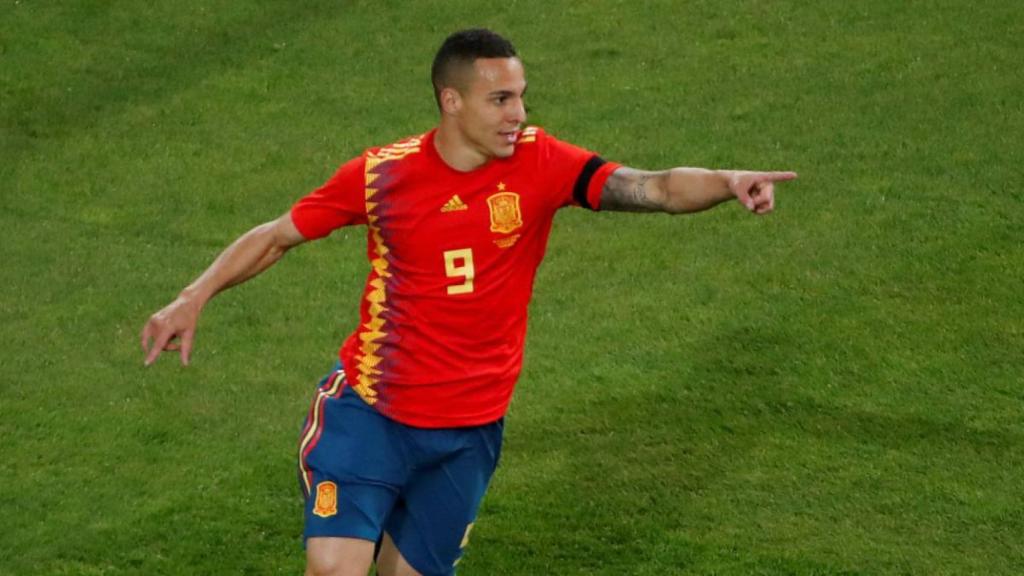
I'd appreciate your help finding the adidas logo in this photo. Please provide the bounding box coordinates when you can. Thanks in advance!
[441,195,468,212]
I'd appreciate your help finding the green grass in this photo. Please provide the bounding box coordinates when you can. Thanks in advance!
[2,0,1023,574]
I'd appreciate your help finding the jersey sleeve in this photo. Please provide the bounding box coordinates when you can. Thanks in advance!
[290,155,368,239]
[537,129,621,210]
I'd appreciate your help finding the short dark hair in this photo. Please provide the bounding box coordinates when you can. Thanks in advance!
[431,28,518,109]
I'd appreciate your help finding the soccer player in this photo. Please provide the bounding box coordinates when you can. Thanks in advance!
[141,28,796,576]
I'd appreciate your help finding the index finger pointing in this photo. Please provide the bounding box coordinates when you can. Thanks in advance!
[764,171,798,182]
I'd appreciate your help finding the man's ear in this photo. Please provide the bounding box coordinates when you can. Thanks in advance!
[439,86,462,115]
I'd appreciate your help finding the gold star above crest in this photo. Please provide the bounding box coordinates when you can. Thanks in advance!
[497,182,506,191]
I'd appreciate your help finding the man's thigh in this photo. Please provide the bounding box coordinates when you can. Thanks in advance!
[297,367,503,574]
[298,371,407,542]
[384,421,504,576]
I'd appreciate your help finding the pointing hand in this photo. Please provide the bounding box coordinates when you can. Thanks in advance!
[728,171,798,215]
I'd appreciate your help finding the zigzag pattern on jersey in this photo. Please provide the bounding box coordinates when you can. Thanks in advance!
[352,135,423,405]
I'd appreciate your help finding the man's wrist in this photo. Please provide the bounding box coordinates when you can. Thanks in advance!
[717,170,738,193]
[177,286,209,311]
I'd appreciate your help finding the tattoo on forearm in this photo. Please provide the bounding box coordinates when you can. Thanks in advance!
[601,170,662,212]
[632,175,651,205]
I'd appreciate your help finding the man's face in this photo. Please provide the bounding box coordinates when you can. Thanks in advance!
[453,57,527,160]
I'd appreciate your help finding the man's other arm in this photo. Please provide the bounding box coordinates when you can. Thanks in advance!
[600,166,797,215]
[140,212,308,366]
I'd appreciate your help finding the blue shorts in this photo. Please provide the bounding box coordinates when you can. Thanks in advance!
[296,365,503,576]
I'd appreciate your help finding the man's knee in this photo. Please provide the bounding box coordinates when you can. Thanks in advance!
[305,537,375,576]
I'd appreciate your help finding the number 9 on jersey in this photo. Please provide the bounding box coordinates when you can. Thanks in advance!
[444,248,475,295]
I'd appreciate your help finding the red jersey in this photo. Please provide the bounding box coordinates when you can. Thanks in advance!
[291,127,619,427]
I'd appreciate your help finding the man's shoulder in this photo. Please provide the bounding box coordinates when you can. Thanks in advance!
[365,131,432,164]
[507,126,549,164]
[517,125,543,144]
[514,126,587,153]
[513,126,591,164]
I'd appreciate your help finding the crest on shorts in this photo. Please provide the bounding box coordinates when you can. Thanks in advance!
[487,184,522,234]
[313,481,338,518]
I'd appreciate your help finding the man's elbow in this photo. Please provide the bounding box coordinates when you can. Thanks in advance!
[269,213,308,252]
[661,168,718,214]
[657,172,691,214]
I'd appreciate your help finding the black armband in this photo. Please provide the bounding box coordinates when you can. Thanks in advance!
[572,155,608,210]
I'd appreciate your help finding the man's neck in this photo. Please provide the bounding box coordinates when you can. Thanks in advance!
[434,122,489,172]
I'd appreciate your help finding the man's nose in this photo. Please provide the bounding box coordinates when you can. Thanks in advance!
[509,98,526,124]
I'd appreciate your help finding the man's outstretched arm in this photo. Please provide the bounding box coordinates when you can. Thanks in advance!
[600,166,798,215]
[140,212,308,366]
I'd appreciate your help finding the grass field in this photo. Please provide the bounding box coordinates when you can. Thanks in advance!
[2,1,1023,574]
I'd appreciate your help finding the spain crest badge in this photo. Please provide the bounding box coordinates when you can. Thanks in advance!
[487,189,523,234]
[313,481,338,518]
